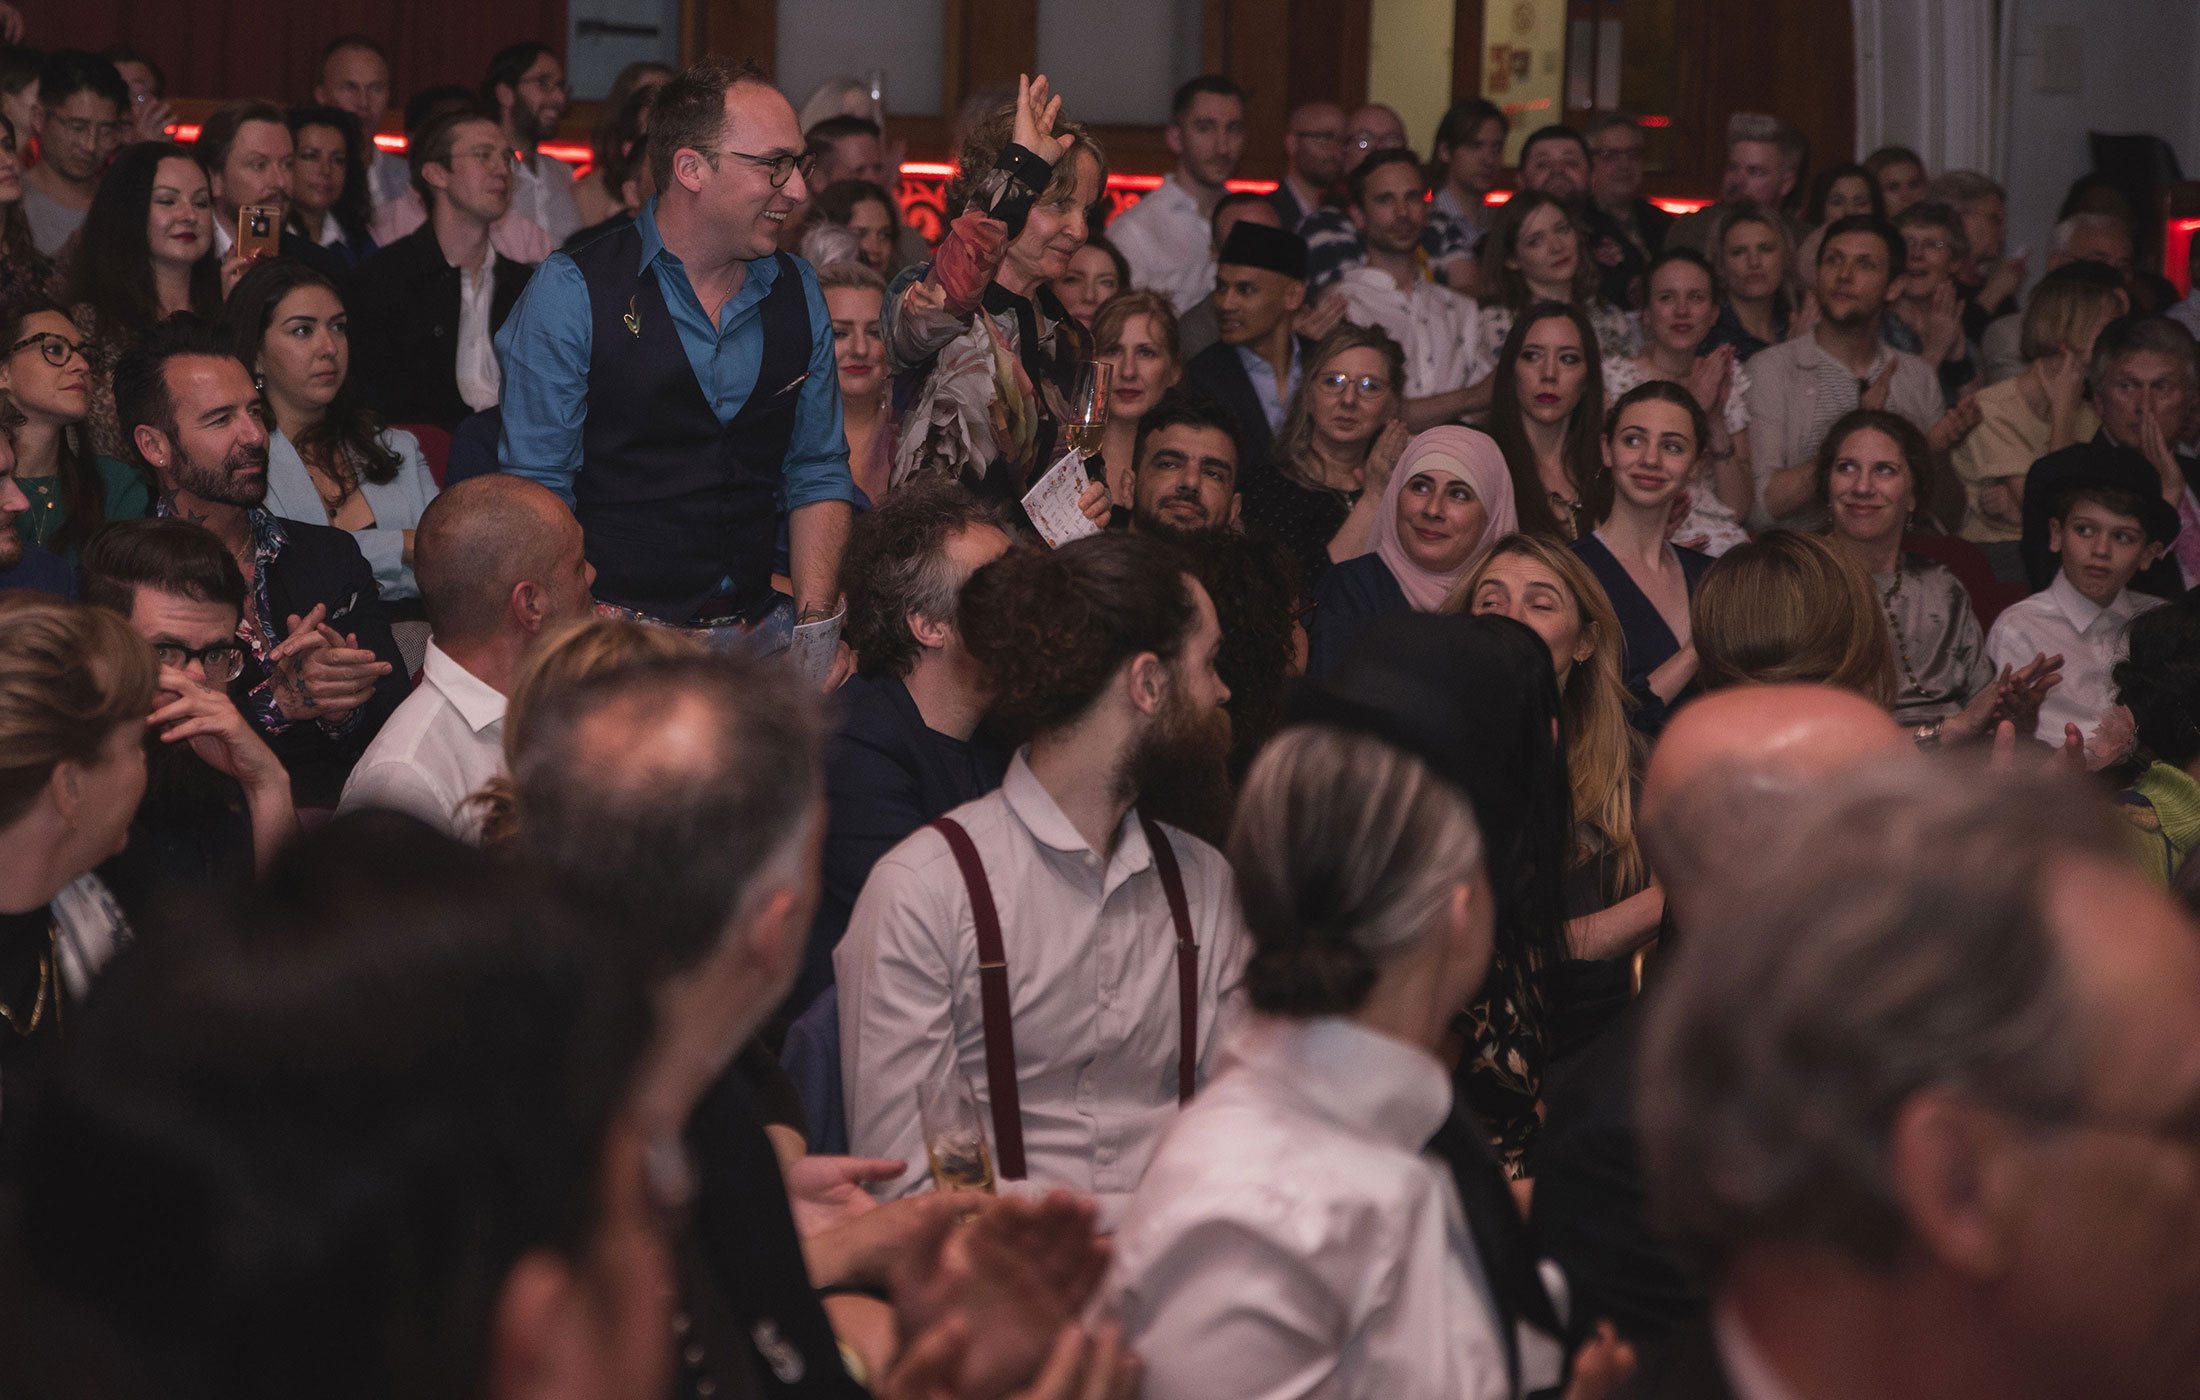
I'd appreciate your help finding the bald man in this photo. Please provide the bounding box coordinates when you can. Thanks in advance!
[1531,684,1909,1349]
[338,475,599,836]
[1271,100,1347,230]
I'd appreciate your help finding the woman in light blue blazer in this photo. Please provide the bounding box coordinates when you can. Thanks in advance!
[221,258,439,602]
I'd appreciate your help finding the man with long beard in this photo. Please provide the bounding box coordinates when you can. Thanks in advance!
[836,532,1250,1227]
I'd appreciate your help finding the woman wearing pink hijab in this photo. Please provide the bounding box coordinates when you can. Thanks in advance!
[1306,426,1518,676]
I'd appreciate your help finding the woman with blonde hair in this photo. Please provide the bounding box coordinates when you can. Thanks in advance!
[1691,530,1900,703]
[468,617,701,845]
[1239,321,1409,587]
[1456,534,1660,1047]
[885,74,1107,501]
[0,595,158,1093]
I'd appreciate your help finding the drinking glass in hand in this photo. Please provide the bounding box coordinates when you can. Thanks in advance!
[1063,360,1112,459]
[918,1073,996,1195]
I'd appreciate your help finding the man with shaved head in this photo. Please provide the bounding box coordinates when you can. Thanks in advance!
[337,474,596,835]
[1532,685,1909,1349]
[1269,100,1347,231]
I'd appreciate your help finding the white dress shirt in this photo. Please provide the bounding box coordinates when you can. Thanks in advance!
[1986,570,2166,742]
[1108,175,1220,316]
[337,640,508,838]
[509,150,582,247]
[1106,1016,1510,1400]
[836,751,1250,1227]
[1328,264,1484,400]
[455,236,503,413]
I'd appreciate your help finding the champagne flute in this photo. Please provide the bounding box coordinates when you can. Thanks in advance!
[919,1073,996,1195]
[1063,359,1112,462]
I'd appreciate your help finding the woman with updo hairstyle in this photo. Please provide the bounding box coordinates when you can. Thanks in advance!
[1108,721,1514,1399]
[1691,529,1900,704]
[0,595,158,1090]
[2113,592,2200,884]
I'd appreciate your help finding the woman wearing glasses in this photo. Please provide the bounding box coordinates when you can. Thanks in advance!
[1885,201,1981,409]
[220,260,439,604]
[0,300,150,562]
[61,141,224,461]
[1238,322,1410,588]
[885,74,1108,502]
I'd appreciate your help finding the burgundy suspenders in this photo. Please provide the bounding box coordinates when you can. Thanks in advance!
[926,813,1200,1181]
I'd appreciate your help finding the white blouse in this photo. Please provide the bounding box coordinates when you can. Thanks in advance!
[1104,1015,1511,1400]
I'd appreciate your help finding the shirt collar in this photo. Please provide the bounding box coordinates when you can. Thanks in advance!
[2045,567,2128,633]
[998,748,1152,874]
[635,197,782,290]
[422,640,508,733]
[1804,330,1892,380]
[1232,1015,1453,1151]
[1712,1296,1810,1400]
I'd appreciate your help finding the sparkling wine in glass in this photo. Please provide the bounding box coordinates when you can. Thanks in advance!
[919,1074,997,1195]
[1065,360,1112,463]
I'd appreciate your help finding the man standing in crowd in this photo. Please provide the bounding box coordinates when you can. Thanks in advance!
[1108,76,1248,315]
[1175,192,1287,362]
[837,532,1250,1226]
[807,113,889,186]
[115,315,408,808]
[1667,111,1809,253]
[803,482,1014,1014]
[1635,763,2200,1400]
[312,34,407,211]
[1184,221,1309,470]
[485,40,580,247]
[1267,100,1346,232]
[21,50,127,255]
[1302,101,1412,291]
[1125,387,1242,537]
[101,44,173,144]
[1517,124,1592,207]
[350,107,535,431]
[1583,110,1670,309]
[340,476,597,836]
[194,98,351,285]
[1747,215,1954,529]
[498,58,856,651]
[1428,97,1508,292]
[1327,148,1482,428]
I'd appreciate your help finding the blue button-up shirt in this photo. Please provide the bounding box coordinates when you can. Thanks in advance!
[494,198,857,514]
[1235,341,1301,434]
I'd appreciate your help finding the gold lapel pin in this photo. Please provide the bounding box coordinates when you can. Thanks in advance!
[624,295,642,336]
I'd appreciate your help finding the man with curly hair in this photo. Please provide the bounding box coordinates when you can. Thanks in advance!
[793,481,1013,1015]
[835,531,1250,1225]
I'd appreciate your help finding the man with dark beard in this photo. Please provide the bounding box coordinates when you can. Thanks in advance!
[1127,387,1241,539]
[114,314,409,807]
[484,40,581,246]
[836,532,1250,1227]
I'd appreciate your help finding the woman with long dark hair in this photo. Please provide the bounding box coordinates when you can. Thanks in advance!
[0,299,149,560]
[62,141,224,459]
[219,259,439,602]
[1474,188,1639,371]
[1485,300,1607,541]
[285,105,377,268]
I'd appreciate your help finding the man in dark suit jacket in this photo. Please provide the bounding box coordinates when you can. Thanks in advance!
[196,98,352,290]
[1183,221,1311,471]
[116,316,409,809]
[796,484,1015,1017]
[348,108,534,431]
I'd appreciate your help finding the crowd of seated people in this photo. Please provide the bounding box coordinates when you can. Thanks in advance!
[2,23,2200,1400]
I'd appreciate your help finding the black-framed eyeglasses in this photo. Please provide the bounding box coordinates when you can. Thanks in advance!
[696,146,819,189]
[153,642,246,683]
[1314,372,1388,397]
[7,332,84,368]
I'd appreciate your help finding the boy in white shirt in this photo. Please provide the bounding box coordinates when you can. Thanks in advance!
[1986,478,2173,745]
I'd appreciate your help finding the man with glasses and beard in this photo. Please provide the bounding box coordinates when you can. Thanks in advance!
[80,518,298,922]
[114,315,408,808]
[483,41,581,246]
[498,58,856,664]
[837,532,1250,1227]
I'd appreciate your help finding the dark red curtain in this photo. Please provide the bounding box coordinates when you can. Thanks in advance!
[34,0,566,111]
